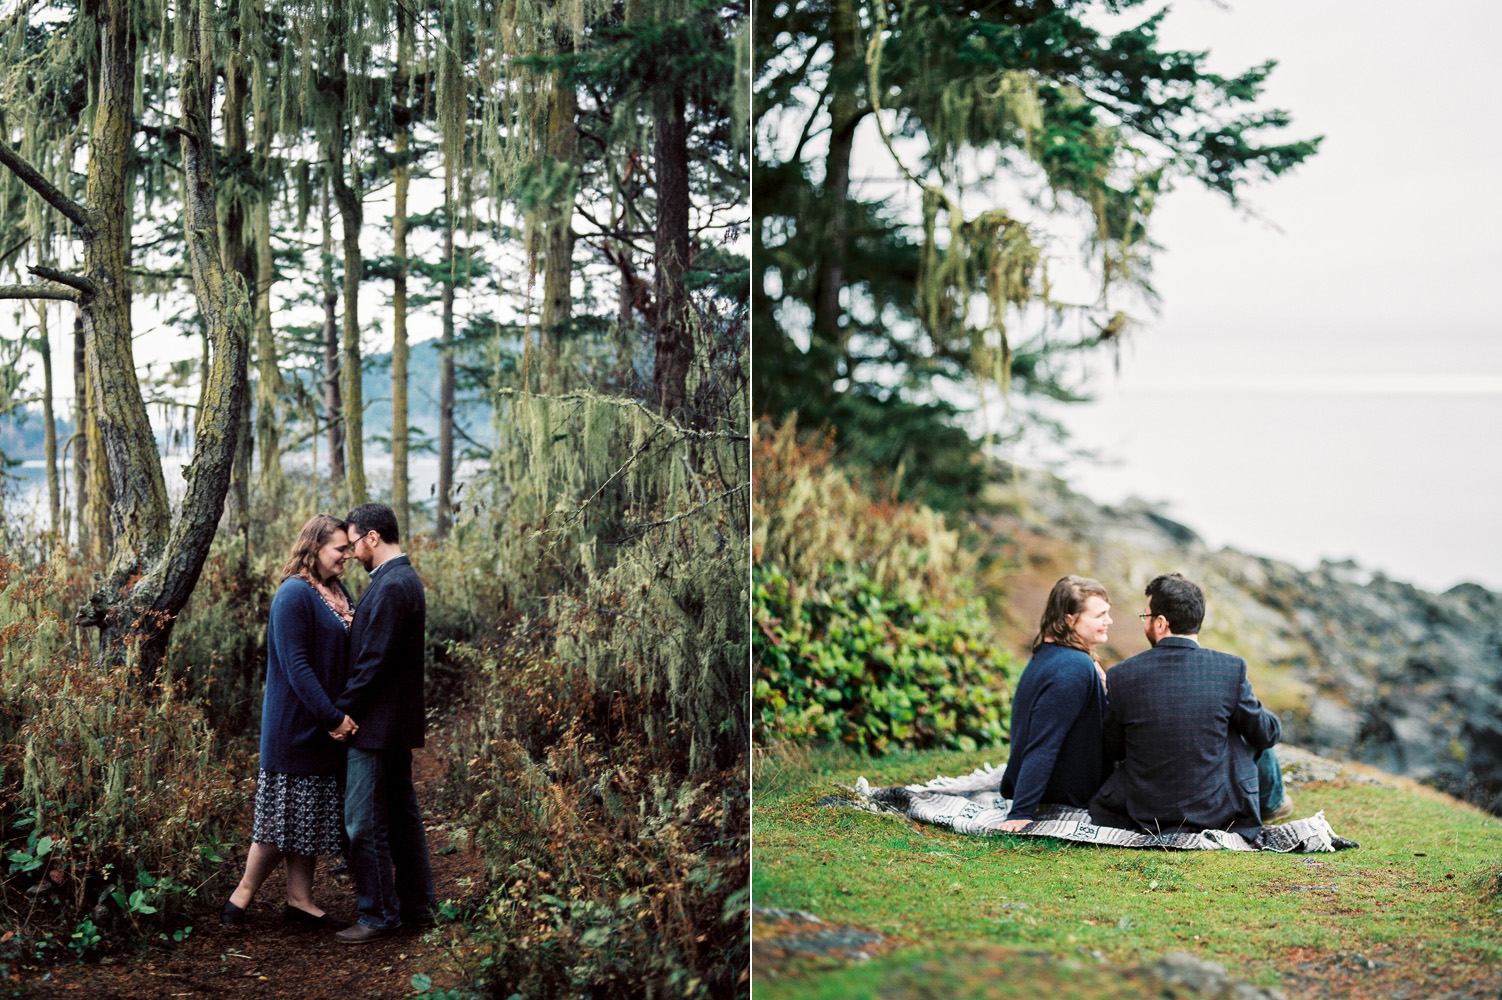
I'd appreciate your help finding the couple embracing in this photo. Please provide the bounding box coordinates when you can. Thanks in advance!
[220,503,435,943]
[998,572,1290,837]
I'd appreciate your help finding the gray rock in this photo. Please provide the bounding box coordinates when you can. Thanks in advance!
[1148,950,1289,1000]
[987,466,1502,813]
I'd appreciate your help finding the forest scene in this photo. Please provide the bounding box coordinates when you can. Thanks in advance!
[753,0,1502,998]
[0,0,749,995]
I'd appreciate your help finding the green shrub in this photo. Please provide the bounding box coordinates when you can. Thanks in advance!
[0,558,246,965]
[753,565,1017,754]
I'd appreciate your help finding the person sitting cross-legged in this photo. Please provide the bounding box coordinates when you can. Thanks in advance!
[1088,572,1291,838]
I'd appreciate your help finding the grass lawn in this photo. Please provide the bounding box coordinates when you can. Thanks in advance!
[752,745,1502,999]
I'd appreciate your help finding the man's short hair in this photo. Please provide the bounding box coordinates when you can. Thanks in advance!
[1145,573,1204,635]
[346,502,400,545]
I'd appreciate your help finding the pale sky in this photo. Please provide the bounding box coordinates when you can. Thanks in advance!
[1029,0,1502,591]
[784,0,1502,591]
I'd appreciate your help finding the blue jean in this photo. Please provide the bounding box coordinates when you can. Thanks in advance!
[1256,745,1287,815]
[345,747,435,930]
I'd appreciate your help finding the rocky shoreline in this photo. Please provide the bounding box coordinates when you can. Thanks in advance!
[981,467,1502,814]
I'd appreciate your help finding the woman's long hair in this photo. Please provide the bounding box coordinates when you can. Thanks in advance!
[279,514,349,584]
[1030,575,1110,660]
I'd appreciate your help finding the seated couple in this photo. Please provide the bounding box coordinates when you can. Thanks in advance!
[996,572,1290,837]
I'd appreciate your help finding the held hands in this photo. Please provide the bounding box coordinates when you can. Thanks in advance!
[329,715,359,741]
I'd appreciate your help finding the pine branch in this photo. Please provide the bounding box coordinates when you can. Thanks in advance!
[604,483,751,544]
[0,283,78,302]
[27,265,96,298]
[491,388,749,441]
[0,138,91,232]
[0,235,30,268]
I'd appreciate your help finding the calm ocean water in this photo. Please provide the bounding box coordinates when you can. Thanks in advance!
[1042,389,1502,593]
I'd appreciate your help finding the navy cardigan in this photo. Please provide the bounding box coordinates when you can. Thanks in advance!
[260,577,351,775]
[998,642,1109,820]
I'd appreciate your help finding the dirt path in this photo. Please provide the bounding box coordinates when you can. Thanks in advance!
[26,728,488,999]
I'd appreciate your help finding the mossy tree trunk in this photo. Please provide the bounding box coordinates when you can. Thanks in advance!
[32,301,60,536]
[251,0,283,505]
[320,171,345,485]
[390,3,412,538]
[436,170,455,538]
[221,35,253,550]
[540,26,578,393]
[0,0,248,680]
[652,83,692,417]
[806,0,861,404]
[330,121,367,508]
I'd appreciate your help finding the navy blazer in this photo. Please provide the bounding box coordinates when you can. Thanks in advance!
[337,554,427,750]
[998,643,1109,819]
[1088,636,1280,836]
[261,577,351,774]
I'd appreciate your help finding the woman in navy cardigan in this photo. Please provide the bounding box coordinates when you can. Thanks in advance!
[221,514,360,928]
[997,576,1113,830]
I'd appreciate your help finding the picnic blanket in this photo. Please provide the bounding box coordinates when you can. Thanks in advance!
[831,763,1360,853]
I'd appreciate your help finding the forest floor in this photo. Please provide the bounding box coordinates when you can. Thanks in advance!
[20,719,488,999]
[753,744,1502,1000]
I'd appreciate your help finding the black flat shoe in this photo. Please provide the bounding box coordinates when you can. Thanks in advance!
[282,904,351,930]
[221,899,246,926]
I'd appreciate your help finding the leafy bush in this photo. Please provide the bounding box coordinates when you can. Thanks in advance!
[445,722,747,1000]
[0,558,246,967]
[754,566,1017,753]
[753,417,1019,754]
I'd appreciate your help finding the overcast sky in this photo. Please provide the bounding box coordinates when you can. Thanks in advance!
[1028,0,1502,591]
[805,0,1502,590]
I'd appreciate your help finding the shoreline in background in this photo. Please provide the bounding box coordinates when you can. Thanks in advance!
[1034,387,1502,593]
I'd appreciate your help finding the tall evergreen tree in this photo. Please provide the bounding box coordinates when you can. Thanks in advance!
[755,0,1320,503]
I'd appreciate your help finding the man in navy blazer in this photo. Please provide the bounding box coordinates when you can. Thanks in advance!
[1088,573,1286,837]
[330,503,435,942]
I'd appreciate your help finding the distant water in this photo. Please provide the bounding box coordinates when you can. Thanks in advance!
[3,452,481,535]
[1037,388,1502,594]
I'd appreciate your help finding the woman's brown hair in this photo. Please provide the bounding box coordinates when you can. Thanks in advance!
[1030,575,1110,660]
[279,514,349,584]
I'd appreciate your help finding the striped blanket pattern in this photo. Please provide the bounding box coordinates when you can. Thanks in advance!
[836,764,1359,853]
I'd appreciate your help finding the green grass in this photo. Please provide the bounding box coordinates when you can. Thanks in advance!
[752,745,1502,997]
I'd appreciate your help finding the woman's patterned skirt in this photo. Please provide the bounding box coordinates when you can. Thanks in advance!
[251,770,344,856]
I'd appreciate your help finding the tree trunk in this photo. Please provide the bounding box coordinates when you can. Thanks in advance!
[118,0,252,677]
[71,308,95,557]
[320,171,344,484]
[56,0,248,682]
[436,175,455,538]
[652,84,692,418]
[252,85,282,503]
[614,241,636,390]
[34,301,59,537]
[808,0,862,398]
[82,335,112,560]
[329,119,367,508]
[390,3,411,538]
[540,34,577,392]
[80,0,172,598]
[221,48,253,543]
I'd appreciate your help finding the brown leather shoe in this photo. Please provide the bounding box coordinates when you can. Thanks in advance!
[1264,795,1296,823]
[335,922,399,944]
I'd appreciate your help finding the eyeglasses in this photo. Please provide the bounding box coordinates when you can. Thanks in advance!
[1136,613,1161,621]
